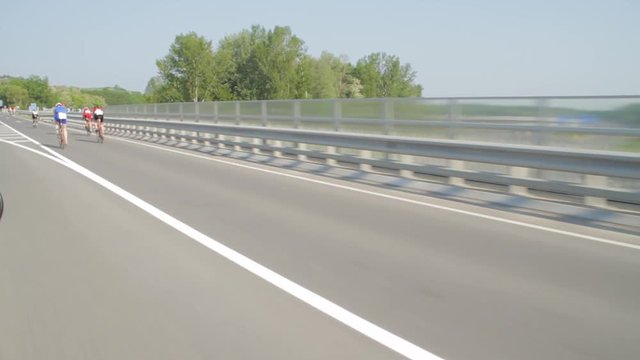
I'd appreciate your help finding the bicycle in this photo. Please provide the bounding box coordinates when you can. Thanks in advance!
[85,120,92,135]
[97,120,104,143]
[57,115,68,149]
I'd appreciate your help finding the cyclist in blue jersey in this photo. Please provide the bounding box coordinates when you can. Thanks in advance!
[54,102,69,148]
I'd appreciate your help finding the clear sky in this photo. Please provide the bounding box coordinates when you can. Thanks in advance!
[2,0,638,97]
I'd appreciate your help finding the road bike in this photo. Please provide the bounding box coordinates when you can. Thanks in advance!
[96,117,105,143]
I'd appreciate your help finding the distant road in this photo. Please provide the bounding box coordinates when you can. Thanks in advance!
[1,114,639,360]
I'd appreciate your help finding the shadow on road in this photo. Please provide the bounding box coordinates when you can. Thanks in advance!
[41,143,63,149]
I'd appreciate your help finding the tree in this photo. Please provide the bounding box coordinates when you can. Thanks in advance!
[145,77,182,103]
[254,26,307,99]
[353,52,422,97]
[305,51,356,99]
[84,86,145,105]
[51,87,105,108]
[19,76,53,106]
[1,84,29,107]
[156,32,215,102]
[212,25,307,100]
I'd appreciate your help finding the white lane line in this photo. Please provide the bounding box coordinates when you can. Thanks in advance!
[109,134,640,251]
[0,122,34,144]
[0,126,444,360]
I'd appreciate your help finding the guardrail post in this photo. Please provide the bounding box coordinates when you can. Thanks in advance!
[273,140,283,157]
[179,103,184,122]
[447,99,458,139]
[333,100,342,132]
[448,160,466,186]
[154,104,157,118]
[360,151,373,171]
[252,138,262,154]
[326,146,338,166]
[214,102,219,124]
[235,101,241,126]
[534,98,549,145]
[383,99,394,135]
[399,155,414,178]
[294,101,301,129]
[261,101,268,127]
[297,142,308,161]
[234,102,242,147]
[584,175,607,207]
[509,166,530,196]
[195,102,200,122]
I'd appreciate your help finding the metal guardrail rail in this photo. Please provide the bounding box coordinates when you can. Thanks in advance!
[19,97,640,207]
[96,116,640,207]
[105,96,640,152]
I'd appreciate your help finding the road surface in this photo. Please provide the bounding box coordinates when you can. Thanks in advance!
[1,114,639,360]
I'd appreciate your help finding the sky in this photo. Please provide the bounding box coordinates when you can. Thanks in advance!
[1,0,639,97]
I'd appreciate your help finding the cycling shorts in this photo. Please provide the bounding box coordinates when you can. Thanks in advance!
[94,114,104,122]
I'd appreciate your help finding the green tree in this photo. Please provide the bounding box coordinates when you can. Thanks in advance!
[145,77,182,103]
[19,76,53,106]
[306,52,355,99]
[213,25,307,100]
[84,85,145,105]
[156,32,215,102]
[0,83,29,107]
[353,52,422,97]
[51,87,105,108]
[214,26,266,100]
[254,26,307,99]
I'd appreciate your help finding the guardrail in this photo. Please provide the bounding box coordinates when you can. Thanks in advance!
[106,96,640,152]
[17,102,640,208]
[99,116,640,207]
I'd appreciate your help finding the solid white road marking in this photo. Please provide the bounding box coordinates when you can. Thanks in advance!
[0,123,444,360]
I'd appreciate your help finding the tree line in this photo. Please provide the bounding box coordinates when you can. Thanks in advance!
[0,75,144,109]
[1,25,423,108]
[146,25,423,103]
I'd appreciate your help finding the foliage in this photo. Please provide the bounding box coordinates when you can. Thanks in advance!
[0,75,53,108]
[212,25,308,100]
[83,85,145,105]
[156,32,215,102]
[147,26,421,102]
[353,52,422,98]
[51,87,105,109]
[602,103,640,125]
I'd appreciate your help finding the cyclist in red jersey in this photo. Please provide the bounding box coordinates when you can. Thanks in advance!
[82,107,94,134]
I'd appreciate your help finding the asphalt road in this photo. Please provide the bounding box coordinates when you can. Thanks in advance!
[1,114,639,360]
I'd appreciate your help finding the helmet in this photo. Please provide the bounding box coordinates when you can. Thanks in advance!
[55,102,62,106]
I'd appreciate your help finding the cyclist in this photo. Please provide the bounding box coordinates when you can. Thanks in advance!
[31,108,39,127]
[93,105,105,142]
[54,102,69,148]
[82,107,93,134]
